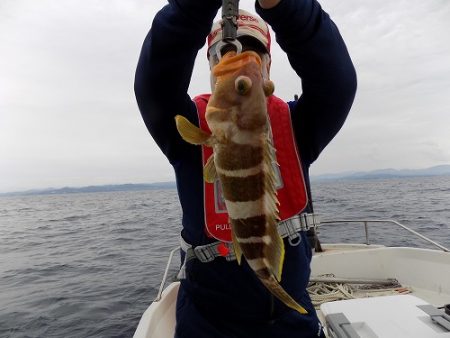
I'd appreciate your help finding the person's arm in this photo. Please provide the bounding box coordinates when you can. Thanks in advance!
[134,0,221,163]
[256,0,357,165]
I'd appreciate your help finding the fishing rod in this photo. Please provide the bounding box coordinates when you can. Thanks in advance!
[215,0,242,59]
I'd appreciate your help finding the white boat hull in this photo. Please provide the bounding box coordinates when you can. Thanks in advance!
[133,282,179,338]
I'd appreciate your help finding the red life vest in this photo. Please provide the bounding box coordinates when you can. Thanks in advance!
[194,94,308,242]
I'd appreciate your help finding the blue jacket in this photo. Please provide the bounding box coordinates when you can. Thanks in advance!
[135,0,356,328]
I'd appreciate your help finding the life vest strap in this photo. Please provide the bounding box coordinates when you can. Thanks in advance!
[278,213,320,246]
[179,213,320,268]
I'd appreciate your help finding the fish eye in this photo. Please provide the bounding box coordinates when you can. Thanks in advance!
[235,76,252,95]
[263,80,275,97]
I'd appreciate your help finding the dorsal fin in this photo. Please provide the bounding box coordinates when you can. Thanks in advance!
[262,133,284,281]
[265,221,285,281]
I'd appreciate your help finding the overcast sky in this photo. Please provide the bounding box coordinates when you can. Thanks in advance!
[1,0,449,192]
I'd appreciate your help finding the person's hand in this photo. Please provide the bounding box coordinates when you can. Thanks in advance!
[258,0,281,9]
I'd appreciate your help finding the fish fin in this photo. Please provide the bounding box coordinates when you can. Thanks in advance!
[175,115,211,145]
[265,224,285,282]
[262,137,284,281]
[231,227,243,265]
[260,276,308,314]
[203,156,217,183]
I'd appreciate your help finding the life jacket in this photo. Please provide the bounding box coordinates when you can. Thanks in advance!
[194,94,308,242]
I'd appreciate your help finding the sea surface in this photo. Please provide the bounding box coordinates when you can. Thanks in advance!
[1,176,449,337]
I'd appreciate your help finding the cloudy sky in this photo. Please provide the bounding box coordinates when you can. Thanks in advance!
[1,0,449,192]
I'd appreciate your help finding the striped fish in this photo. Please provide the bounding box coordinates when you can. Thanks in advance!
[175,51,307,314]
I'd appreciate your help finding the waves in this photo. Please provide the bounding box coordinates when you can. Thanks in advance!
[0,190,181,338]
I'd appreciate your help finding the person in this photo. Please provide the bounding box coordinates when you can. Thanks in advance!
[134,0,357,337]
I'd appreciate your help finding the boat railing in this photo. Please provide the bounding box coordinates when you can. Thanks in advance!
[154,246,180,302]
[319,219,449,252]
[154,219,449,301]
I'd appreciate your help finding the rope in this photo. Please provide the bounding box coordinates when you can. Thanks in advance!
[307,274,412,309]
[308,282,355,307]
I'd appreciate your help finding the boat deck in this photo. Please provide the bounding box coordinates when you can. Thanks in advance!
[311,244,450,336]
[312,243,450,306]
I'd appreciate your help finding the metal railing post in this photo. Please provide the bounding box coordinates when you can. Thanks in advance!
[154,246,180,302]
[364,221,369,245]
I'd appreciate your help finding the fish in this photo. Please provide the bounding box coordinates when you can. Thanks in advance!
[175,50,307,314]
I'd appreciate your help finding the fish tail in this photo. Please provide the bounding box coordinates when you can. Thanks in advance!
[259,274,308,314]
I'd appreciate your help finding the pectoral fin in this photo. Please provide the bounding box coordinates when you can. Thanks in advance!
[175,115,211,145]
[203,156,217,183]
[231,228,243,265]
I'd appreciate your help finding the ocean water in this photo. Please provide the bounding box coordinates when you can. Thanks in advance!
[1,176,449,337]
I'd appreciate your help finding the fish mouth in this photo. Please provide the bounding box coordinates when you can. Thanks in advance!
[213,51,262,77]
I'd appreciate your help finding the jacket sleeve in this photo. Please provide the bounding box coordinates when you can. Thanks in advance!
[256,0,357,165]
[134,0,221,163]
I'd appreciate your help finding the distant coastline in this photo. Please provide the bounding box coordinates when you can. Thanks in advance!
[2,165,450,197]
[311,164,450,182]
[0,182,176,197]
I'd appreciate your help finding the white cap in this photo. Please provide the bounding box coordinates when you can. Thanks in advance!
[207,9,271,56]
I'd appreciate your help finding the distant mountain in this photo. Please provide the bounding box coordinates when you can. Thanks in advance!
[0,182,176,197]
[2,165,450,196]
[311,165,450,181]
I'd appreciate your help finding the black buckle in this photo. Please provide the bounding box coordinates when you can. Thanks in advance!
[194,245,215,262]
